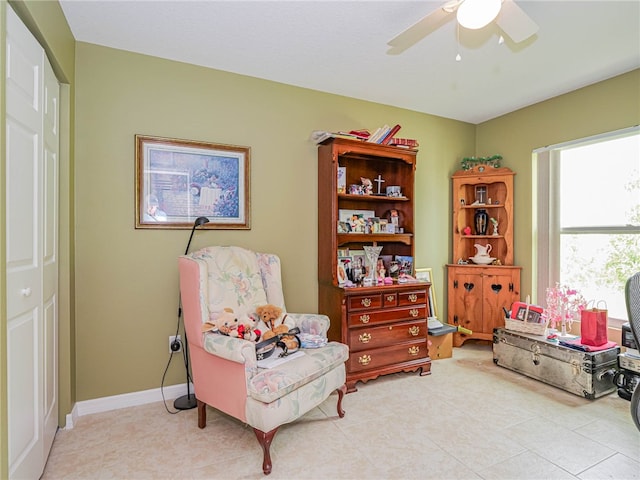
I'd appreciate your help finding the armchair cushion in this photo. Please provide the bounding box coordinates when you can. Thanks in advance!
[248,342,348,403]
[193,246,269,314]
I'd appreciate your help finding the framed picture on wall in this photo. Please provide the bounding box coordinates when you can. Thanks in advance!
[415,267,438,318]
[135,134,251,229]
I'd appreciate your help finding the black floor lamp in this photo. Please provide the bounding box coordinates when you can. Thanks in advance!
[174,216,210,410]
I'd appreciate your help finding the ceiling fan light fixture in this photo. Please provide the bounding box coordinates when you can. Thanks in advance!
[457,0,502,30]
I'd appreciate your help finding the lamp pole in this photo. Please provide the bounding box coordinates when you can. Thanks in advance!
[174,216,209,410]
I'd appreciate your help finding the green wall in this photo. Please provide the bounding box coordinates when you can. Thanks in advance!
[73,42,475,400]
[477,69,640,300]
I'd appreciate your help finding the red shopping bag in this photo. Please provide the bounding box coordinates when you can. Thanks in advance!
[580,301,608,347]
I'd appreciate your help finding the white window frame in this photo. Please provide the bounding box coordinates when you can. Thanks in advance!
[534,125,640,326]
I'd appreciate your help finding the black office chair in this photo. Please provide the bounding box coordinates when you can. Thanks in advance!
[625,272,640,431]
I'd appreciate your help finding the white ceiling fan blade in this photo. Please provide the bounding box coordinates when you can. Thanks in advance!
[496,0,539,43]
[387,2,457,55]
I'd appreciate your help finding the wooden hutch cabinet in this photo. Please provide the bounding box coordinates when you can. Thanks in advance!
[447,166,521,347]
[317,137,431,392]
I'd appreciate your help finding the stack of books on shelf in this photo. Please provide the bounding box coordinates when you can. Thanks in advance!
[366,124,401,145]
[388,137,419,148]
[311,126,418,149]
[310,130,369,144]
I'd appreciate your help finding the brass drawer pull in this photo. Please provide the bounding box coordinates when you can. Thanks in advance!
[359,314,370,324]
[408,325,420,336]
[408,346,420,356]
[358,354,371,366]
[408,294,418,302]
[386,295,395,302]
[361,298,372,307]
[359,332,372,343]
[409,308,419,317]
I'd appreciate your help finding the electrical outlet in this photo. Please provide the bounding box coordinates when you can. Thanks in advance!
[169,335,182,353]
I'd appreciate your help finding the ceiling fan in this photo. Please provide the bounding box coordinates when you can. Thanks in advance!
[387,0,538,55]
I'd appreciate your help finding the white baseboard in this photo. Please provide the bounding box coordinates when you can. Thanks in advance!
[64,383,193,429]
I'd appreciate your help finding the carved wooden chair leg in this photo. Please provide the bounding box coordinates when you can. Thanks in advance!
[197,399,206,429]
[336,384,347,418]
[253,427,278,475]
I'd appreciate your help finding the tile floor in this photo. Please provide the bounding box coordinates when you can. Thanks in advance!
[42,342,639,479]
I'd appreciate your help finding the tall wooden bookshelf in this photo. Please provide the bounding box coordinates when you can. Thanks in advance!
[317,137,431,392]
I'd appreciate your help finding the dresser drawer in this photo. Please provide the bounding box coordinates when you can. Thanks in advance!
[348,305,427,327]
[382,292,398,307]
[348,340,428,373]
[349,319,426,352]
[398,289,427,306]
[347,293,383,311]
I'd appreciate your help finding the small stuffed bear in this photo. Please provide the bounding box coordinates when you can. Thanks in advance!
[256,304,298,353]
[204,307,239,337]
[255,304,288,339]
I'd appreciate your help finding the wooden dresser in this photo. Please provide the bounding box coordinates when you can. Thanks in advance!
[341,284,431,392]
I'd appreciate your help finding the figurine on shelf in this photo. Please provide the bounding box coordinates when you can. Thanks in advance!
[360,177,373,195]
[490,217,499,236]
[462,226,472,236]
[377,259,386,281]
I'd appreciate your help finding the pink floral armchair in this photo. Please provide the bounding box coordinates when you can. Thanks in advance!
[178,246,348,475]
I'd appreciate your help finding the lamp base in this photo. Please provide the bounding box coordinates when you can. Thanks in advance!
[173,393,197,410]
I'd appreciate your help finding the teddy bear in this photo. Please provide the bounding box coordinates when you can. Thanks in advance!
[202,307,240,337]
[255,304,288,338]
[255,304,299,353]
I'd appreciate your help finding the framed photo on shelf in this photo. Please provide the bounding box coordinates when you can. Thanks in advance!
[338,209,375,234]
[415,268,438,318]
[379,255,394,274]
[337,166,346,194]
[135,134,250,229]
[349,250,366,277]
[395,255,414,276]
[337,256,353,285]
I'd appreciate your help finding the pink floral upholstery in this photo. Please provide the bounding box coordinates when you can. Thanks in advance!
[178,246,348,475]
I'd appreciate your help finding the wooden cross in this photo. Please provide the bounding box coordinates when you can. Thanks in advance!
[374,174,385,195]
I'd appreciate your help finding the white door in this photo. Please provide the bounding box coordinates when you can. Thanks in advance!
[5,6,59,479]
[41,42,60,463]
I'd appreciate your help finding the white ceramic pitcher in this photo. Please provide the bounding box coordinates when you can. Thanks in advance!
[474,243,492,257]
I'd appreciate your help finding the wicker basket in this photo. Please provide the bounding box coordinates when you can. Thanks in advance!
[504,317,547,336]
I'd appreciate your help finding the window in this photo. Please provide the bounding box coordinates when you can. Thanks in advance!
[536,127,640,326]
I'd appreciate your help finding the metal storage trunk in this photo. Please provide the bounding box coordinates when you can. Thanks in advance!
[493,328,619,399]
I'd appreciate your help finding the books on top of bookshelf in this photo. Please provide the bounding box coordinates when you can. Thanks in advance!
[311,130,370,144]
[380,124,402,145]
[388,137,419,148]
[366,125,390,143]
[366,124,402,145]
[310,127,417,148]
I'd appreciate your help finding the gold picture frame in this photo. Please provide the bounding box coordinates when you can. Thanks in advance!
[135,134,250,229]
[415,267,437,318]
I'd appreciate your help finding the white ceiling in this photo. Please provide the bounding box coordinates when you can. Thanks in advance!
[59,0,640,124]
